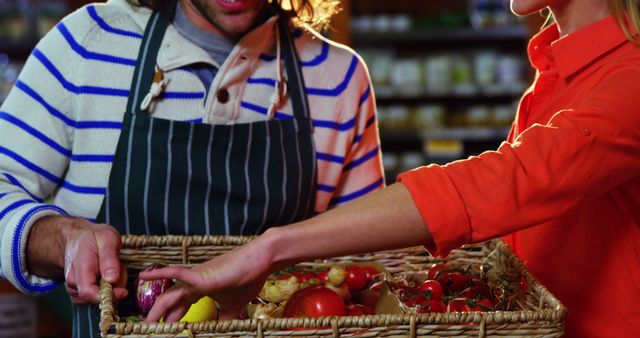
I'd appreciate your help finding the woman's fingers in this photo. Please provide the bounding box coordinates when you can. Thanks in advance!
[164,303,191,323]
[144,284,195,323]
[140,266,204,288]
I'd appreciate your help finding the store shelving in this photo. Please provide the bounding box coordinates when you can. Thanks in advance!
[351,25,528,44]
[347,0,532,180]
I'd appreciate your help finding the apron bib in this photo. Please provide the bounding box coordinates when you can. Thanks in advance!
[72,4,316,336]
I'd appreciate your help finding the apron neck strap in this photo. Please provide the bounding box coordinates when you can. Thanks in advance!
[126,0,175,114]
[277,14,311,120]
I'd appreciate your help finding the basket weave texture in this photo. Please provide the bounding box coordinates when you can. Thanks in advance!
[99,235,566,338]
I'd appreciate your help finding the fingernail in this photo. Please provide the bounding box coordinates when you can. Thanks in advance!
[105,269,118,281]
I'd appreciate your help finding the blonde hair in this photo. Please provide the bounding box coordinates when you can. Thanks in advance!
[608,0,640,44]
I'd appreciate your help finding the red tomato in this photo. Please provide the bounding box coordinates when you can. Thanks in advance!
[294,271,316,283]
[345,303,375,316]
[417,299,446,313]
[403,296,419,307]
[436,272,468,294]
[467,278,491,299]
[282,286,346,318]
[426,264,449,280]
[345,266,369,291]
[360,266,380,281]
[316,269,329,283]
[447,298,471,312]
[458,287,479,300]
[277,273,295,280]
[418,280,443,300]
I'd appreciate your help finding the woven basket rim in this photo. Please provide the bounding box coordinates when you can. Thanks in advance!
[100,236,568,336]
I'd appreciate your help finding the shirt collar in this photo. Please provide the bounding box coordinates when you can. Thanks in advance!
[528,15,629,78]
[158,14,279,71]
[109,0,279,71]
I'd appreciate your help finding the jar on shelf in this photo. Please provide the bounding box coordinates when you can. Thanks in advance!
[390,58,423,97]
[423,55,452,95]
[386,105,411,131]
[413,105,445,130]
[473,51,498,88]
[4,2,31,42]
[451,55,477,96]
[351,15,374,33]
[389,14,412,33]
[466,105,492,127]
[493,104,516,126]
[363,49,394,88]
[497,54,525,93]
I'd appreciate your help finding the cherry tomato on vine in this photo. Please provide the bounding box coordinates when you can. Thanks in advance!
[437,272,468,294]
[360,266,380,281]
[345,265,369,291]
[426,264,449,280]
[418,280,443,300]
[293,270,316,283]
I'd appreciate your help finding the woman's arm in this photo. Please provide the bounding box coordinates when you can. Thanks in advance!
[141,183,431,322]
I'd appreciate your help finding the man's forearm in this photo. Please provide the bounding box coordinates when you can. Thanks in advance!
[266,183,433,267]
[26,215,83,279]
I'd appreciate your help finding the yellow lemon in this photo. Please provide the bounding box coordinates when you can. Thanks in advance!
[180,296,219,323]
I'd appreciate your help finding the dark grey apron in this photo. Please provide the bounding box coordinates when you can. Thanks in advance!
[72,4,317,337]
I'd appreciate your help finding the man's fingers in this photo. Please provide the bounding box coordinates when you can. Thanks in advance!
[95,229,122,283]
[74,256,100,303]
[114,265,128,289]
[76,283,100,304]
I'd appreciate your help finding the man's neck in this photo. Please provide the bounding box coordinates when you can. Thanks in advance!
[179,0,226,36]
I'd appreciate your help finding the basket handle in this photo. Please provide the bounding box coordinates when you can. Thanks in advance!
[99,279,116,335]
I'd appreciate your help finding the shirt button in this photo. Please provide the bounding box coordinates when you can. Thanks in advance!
[216,88,230,103]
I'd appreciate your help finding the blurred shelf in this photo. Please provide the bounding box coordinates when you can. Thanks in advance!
[375,92,521,105]
[352,26,528,45]
[0,39,38,60]
[381,127,510,141]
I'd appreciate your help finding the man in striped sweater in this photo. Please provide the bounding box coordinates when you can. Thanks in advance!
[0,0,383,334]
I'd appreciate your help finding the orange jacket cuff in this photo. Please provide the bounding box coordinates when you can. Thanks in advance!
[397,165,471,257]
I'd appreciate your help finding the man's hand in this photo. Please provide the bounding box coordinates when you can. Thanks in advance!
[27,216,128,304]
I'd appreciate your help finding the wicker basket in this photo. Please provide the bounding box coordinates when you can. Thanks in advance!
[99,235,566,337]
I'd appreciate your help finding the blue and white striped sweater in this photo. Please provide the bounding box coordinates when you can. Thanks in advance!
[0,0,384,293]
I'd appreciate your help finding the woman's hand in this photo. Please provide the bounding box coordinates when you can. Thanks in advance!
[140,233,280,322]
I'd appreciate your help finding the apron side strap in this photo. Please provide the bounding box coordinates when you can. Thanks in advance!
[126,2,174,114]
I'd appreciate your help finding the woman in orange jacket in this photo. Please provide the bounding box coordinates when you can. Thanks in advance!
[141,0,640,336]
